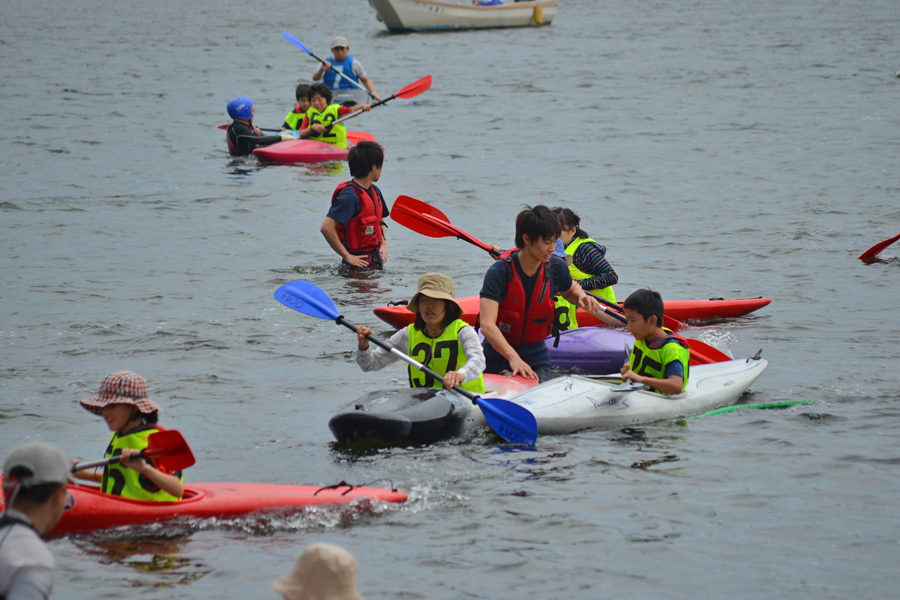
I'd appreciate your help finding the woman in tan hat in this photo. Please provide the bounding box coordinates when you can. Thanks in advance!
[273,543,363,600]
[72,371,184,501]
[356,273,485,393]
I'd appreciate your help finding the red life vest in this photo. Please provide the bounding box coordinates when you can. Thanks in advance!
[496,251,556,346]
[331,181,385,254]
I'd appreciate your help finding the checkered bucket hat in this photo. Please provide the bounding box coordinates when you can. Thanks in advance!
[79,371,161,415]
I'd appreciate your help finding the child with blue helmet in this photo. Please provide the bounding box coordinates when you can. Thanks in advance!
[225,96,295,157]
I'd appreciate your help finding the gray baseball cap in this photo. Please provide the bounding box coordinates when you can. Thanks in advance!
[2,442,71,492]
[331,36,349,49]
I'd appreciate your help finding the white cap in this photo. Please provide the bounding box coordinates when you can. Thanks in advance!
[2,442,70,493]
[331,36,349,49]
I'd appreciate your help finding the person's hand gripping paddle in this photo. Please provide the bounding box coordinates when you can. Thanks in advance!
[274,280,538,445]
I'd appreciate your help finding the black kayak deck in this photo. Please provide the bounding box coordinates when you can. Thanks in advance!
[329,387,473,445]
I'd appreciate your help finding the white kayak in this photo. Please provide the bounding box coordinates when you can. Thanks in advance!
[469,357,768,435]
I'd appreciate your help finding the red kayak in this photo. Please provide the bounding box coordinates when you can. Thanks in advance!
[253,131,376,164]
[0,477,407,534]
[373,295,771,329]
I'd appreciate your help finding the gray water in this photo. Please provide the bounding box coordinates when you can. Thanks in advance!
[2,0,899,597]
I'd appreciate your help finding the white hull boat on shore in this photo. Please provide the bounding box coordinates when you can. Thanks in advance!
[367,0,558,32]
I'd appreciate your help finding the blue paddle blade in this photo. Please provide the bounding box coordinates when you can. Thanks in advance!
[274,281,340,321]
[477,397,538,446]
[281,31,311,55]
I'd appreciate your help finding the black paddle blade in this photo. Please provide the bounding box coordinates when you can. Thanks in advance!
[274,281,340,321]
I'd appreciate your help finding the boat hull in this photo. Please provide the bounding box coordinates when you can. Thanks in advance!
[509,358,769,434]
[328,373,536,444]
[331,88,372,107]
[253,139,349,164]
[0,477,407,534]
[368,0,557,32]
[373,295,771,329]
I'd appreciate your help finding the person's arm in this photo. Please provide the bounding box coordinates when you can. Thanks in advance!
[5,565,54,600]
[312,60,331,81]
[479,297,538,380]
[119,448,184,498]
[320,217,369,268]
[378,223,388,264]
[348,103,372,115]
[572,242,618,290]
[559,280,602,316]
[229,123,290,155]
[356,326,407,371]
[353,61,382,101]
[360,77,381,101]
[619,366,684,395]
[71,461,103,482]
[443,325,486,389]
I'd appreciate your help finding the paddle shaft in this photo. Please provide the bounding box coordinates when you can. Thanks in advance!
[335,316,481,402]
[74,449,153,472]
[301,92,405,139]
[282,31,371,96]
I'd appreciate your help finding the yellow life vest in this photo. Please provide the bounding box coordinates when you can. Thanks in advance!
[101,425,183,501]
[304,104,347,148]
[553,237,617,331]
[283,107,304,130]
[629,331,690,394]
[407,320,485,394]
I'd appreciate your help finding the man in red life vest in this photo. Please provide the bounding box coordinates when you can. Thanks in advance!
[320,141,389,270]
[479,205,603,382]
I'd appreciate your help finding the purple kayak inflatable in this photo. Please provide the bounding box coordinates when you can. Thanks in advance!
[547,328,635,373]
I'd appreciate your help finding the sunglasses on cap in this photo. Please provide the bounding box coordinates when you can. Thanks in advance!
[332,46,347,51]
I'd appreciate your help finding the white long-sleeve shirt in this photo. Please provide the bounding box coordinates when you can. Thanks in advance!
[356,325,485,384]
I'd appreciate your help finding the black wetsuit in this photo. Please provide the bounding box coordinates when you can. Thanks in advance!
[226,122,283,157]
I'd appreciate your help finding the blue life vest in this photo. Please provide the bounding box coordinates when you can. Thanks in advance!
[323,56,360,90]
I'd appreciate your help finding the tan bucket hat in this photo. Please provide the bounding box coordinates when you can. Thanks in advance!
[407,272,463,315]
[79,371,161,415]
[272,543,363,600]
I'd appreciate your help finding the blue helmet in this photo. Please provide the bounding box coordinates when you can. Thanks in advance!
[227,96,253,120]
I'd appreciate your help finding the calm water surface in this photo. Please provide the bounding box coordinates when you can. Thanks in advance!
[2,0,899,598]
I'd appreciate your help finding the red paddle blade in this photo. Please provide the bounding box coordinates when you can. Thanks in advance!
[662,314,686,332]
[391,195,497,254]
[347,131,376,145]
[681,337,732,365]
[391,195,454,238]
[859,232,900,259]
[395,75,432,99]
[218,124,229,130]
[145,430,196,472]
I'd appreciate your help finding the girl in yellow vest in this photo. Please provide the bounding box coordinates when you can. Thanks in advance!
[72,371,184,501]
[355,273,486,393]
[552,207,620,331]
[297,83,370,149]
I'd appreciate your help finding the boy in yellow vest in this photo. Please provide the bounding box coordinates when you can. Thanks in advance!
[72,371,184,501]
[620,289,690,395]
[281,83,311,131]
[297,83,370,149]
